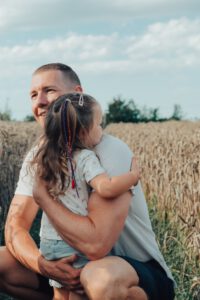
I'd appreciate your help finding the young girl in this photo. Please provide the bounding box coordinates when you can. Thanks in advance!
[31,93,140,300]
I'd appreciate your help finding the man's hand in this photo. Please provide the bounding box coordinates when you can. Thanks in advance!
[38,254,83,293]
[130,157,141,186]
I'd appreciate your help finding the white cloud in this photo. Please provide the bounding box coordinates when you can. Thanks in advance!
[0,0,200,32]
[0,18,200,79]
[0,33,120,74]
[125,18,200,68]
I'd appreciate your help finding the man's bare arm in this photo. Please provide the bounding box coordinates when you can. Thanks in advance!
[33,179,132,260]
[5,195,81,288]
[5,195,41,273]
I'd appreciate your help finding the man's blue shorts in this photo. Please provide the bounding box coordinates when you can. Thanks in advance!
[120,256,175,300]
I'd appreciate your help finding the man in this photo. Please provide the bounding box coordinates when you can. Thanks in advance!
[0,63,175,300]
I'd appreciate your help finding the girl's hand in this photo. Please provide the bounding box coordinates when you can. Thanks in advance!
[130,157,141,186]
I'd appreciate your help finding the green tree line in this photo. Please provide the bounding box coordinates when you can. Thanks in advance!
[0,96,183,123]
[105,97,183,124]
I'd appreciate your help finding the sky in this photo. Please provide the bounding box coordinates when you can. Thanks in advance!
[0,0,200,120]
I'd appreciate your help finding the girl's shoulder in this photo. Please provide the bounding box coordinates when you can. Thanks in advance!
[75,149,105,182]
[76,149,96,163]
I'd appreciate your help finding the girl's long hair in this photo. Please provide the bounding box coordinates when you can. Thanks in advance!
[31,93,98,197]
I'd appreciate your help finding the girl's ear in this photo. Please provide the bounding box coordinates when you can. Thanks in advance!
[79,128,85,141]
[79,128,88,147]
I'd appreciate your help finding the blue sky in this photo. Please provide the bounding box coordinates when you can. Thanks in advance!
[0,0,200,120]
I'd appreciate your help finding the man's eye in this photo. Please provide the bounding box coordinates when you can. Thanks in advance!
[31,94,37,100]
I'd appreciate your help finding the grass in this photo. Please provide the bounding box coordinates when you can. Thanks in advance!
[148,196,200,300]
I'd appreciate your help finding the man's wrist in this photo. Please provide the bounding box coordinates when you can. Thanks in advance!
[38,255,48,276]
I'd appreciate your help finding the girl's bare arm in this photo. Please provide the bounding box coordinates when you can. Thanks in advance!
[89,157,140,198]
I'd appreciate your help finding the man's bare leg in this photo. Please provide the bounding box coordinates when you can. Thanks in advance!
[0,246,52,300]
[80,256,148,300]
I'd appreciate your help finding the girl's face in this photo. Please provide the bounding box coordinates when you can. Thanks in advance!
[84,104,103,148]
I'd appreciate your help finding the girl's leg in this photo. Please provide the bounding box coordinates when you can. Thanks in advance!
[69,291,88,300]
[53,287,88,300]
[53,287,69,300]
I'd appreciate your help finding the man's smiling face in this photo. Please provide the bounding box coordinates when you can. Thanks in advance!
[30,69,80,127]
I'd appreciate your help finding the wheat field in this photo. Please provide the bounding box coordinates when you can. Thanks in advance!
[0,120,200,299]
[105,120,200,299]
[106,121,200,256]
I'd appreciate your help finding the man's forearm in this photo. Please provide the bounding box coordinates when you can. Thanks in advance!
[5,224,41,273]
[34,184,131,260]
[5,195,41,273]
[38,197,99,258]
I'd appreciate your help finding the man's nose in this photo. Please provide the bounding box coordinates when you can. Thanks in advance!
[37,92,49,106]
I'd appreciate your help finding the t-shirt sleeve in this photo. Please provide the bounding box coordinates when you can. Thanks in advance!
[94,134,136,196]
[78,150,105,183]
[94,134,133,177]
[15,149,35,196]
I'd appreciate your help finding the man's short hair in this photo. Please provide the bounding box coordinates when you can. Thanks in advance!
[34,63,81,87]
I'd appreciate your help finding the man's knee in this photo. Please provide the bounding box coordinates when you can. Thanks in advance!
[81,263,120,299]
[0,247,15,277]
[0,246,16,290]
[80,258,139,300]
[0,246,38,288]
[0,246,24,287]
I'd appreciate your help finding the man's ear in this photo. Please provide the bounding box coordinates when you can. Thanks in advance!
[75,85,83,92]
